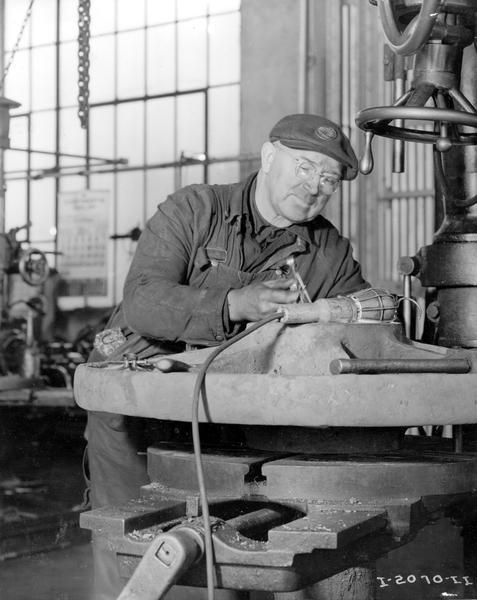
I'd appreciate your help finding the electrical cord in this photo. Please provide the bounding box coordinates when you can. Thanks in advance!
[191,312,282,600]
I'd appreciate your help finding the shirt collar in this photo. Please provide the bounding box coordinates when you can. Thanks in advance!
[226,171,315,247]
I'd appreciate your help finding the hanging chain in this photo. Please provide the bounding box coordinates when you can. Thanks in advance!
[0,0,36,93]
[78,0,91,129]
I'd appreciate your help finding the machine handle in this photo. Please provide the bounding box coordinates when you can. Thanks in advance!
[330,358,471,375]
[377,0,442,56]
[117,527,204,600]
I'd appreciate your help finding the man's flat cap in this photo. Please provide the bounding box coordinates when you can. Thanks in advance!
[269,114,358,180]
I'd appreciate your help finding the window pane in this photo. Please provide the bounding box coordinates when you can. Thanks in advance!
[117,171,144,229]
[146,168,175,216]
[5,48,30,114]
[117,102,145,165]
[177,93,205,157]
[209,161,239,184]
[208,84,239,156]
[118,0,145,30]
[6,116,29,172]
[178,18,206,90]
[89,173,115,193]
[209,13,240,85]
[59,175,88,192]
[177,0,207,20]
[59,107,86,165]
[31,0,56,46]
[179,164,203,187]
[117,30,145,98]
[5,180,28,231]
[146,97,175,164]
[31,45,56,110]
[60,0,78,41]
[90,106,115,162]
[89,35,115,103]
[147,24,176,96]
[30,179,56,242]
[5,149,28,175]
[60,41,79,107]
[115,171,144,300]
[208,0,241,14]
[5,0,31,49]
[146,0,175,24]
[90,0,116,36]
[30,110,56,169]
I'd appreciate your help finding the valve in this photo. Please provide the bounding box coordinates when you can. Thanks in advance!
[18,247,50,286]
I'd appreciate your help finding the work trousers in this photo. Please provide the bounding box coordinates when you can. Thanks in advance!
[87,412,249,600]
[87,410,151,600]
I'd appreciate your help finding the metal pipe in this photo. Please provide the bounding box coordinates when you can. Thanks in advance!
[329,358,471,375]
[226,507,295,535]
[402,274,412,338]
[297,0,310,113]
[453,424,464,453]
[392,75,405,173]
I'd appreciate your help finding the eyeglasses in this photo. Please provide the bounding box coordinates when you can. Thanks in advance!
[277,144,342,195]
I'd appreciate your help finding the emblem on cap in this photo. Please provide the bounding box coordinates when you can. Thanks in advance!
[315,126,338,141]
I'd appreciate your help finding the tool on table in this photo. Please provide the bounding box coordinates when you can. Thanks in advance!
[156,357,195,373]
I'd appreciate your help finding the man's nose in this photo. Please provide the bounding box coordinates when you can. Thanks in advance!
[302,173,321,195]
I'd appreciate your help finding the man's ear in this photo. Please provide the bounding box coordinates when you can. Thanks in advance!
[261,141,276,174]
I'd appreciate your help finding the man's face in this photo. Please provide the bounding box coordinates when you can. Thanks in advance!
[263,142,343,226]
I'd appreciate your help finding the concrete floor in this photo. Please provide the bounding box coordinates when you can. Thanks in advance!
[0,542,94,600]
[0,406,92,600]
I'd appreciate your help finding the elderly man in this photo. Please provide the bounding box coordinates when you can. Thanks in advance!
[87,113,369,599]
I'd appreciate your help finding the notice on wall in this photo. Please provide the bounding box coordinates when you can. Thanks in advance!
[57,189,110,297]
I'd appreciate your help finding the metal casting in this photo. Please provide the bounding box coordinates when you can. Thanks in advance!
[80,438,477,594]
[75,321,477,427]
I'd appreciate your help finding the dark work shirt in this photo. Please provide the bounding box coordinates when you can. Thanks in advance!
[92,172,368,360]
[242,179,293,270]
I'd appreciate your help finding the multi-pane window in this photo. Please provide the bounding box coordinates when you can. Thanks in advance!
[4,0,241,304]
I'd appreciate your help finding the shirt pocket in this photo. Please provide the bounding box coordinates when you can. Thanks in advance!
[192,245,280,289]
[192,246,244,288]
[205,261,255,289]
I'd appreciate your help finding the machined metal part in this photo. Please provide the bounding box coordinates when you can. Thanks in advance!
[400,238,477,346]
[75,321,477,427]
[77,321,477,593]
[116,527,204,600]
[81,440,477,593]
[329,357,471,374]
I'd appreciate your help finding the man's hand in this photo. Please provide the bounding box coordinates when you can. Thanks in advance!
[227,278,299,322]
